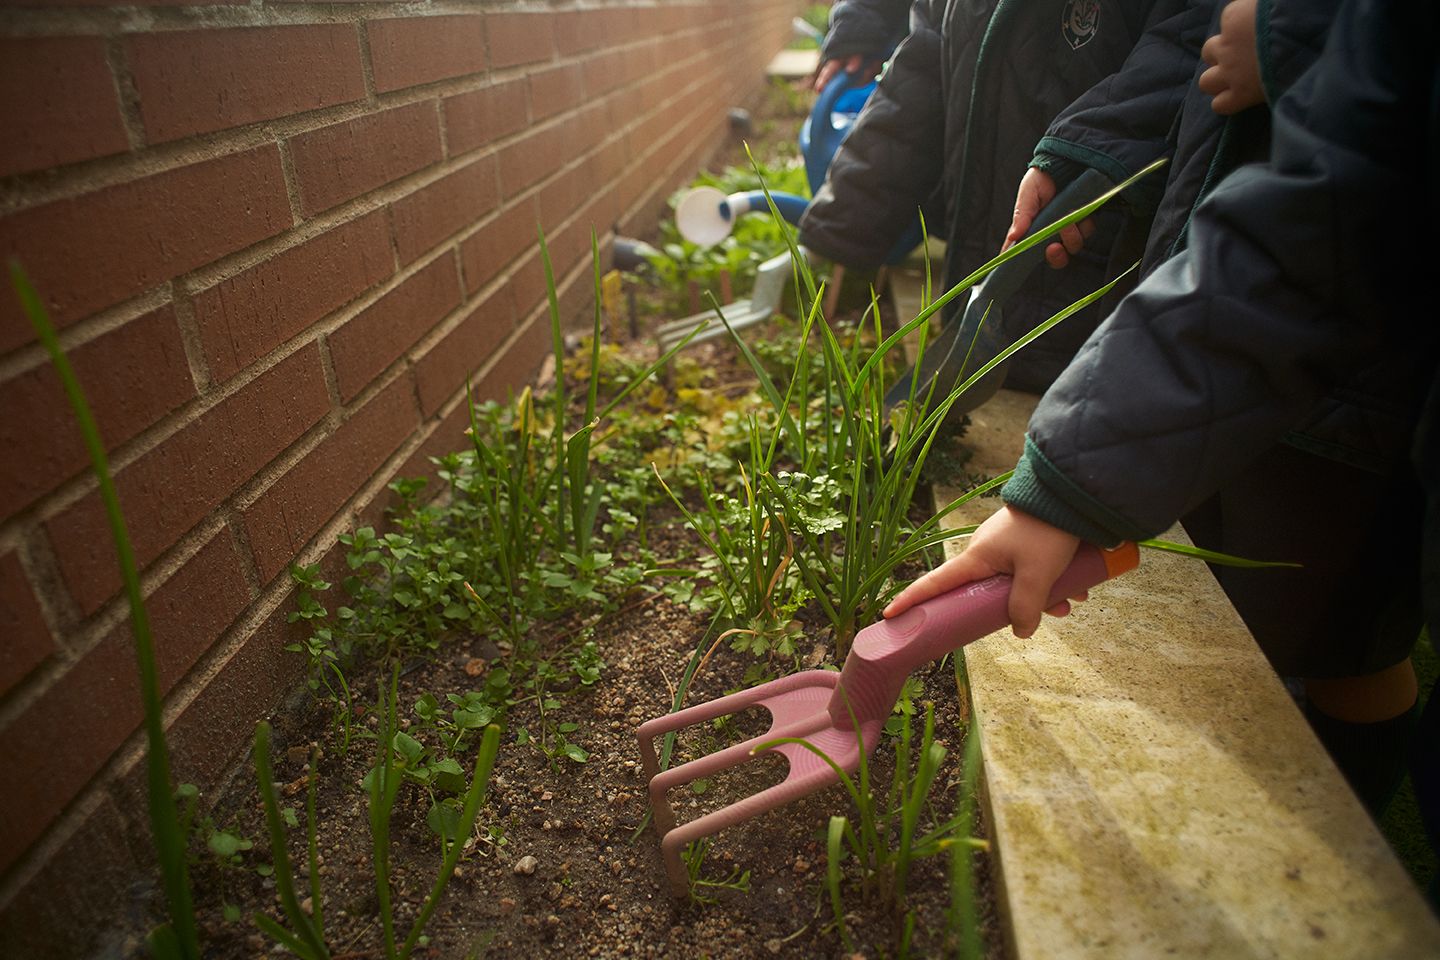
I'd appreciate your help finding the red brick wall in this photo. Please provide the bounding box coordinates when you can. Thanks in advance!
[0,1,802,950]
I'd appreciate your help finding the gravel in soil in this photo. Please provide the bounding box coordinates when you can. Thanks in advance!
[190,593,1005,959]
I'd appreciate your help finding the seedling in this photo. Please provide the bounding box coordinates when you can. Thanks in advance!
[682,837,752,905]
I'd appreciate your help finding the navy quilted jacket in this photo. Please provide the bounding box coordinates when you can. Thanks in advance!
[1003,0,1439,545]
[799,0,1190,392]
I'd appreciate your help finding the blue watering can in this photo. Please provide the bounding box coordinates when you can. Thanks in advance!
[675,72,913,247]
[675,71,920,264]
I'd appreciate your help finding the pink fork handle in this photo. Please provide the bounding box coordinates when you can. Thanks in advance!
[829,542,1139,727]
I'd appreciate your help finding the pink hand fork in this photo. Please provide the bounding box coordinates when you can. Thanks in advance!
[638,541,1140,895]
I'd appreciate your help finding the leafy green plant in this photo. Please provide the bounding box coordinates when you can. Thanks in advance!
[174,784,258,923]
[456,230,708,643]
[762,703,987,953]
[253,673,501,960]
[12,263,200,959]
[646,157,813,310]
[682,837,753,905]
[286,565,357,754]
[716,158,1162,655]
[654,435,808,660]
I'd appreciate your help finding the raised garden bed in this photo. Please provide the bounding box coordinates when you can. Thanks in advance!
[134,77,1008,960]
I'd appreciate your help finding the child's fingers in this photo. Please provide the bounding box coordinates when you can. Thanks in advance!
[1007,564,1053,639]
[1044,242,1071,269]
[1197,63,1226,96]
[884,552,995,618]
[813,60,843,92]
[1200,33,1222,68]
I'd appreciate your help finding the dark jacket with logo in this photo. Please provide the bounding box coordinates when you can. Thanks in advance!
[1003,0,1437,542]
[799,0,1197,393]
[1033,0,1409,475]
[820,0,912,63]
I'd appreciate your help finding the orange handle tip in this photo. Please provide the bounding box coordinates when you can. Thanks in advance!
[1101,541,1140,579]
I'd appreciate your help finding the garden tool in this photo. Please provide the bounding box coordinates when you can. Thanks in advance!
[655,246,799,351]
[881,168,1113,423]
[656,73,910,352]
[638,540,1140,896]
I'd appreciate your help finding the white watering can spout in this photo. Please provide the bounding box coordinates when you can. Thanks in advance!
[673,187,810,247]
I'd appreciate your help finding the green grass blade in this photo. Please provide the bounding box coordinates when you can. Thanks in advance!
[11,263,201,960]
[253,723,329,959]
[254,914,320,960]
[827,816,853,953]
[948,728,984,960]
[400,724,501,959]
[1137,538,1301,568]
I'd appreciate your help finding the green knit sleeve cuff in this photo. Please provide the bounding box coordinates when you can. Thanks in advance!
[1000,436,1147,548]
[1029,152,1087,187]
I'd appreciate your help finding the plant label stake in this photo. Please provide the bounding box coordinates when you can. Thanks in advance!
[638,541,1140,896]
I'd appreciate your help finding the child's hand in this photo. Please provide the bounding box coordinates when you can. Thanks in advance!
[883,506,1084,638]
[1198,0,1264,114]
[1003,168,1094,269]
[814,54,882,92]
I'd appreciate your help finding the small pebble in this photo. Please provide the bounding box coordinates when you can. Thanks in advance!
[793,858,811,874]
[514,855,539,875]
[765,940,782,955]
[499,897,518,913]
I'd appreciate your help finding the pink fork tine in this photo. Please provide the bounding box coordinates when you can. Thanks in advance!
[637,671,839,829]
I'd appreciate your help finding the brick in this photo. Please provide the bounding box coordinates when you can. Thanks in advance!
[459,199,539,294]
[128,25,365,143]
[443,79,527,157]
[600,7,641,44]
[0,552,54,698]
[0,524,250,873]
[0,304,193,523]
[243,373,420,582]
[368,14,487,93]
[166,603,304,790]
[288,102,442,216]
[483,309,551,396]
[413,288,513,416]
[554,9,605,57]
[391,157,500,265]
[589,136,628,188]
[528,64,583,122]
[496,122,567,195]
[192,211,393,383]
[485,11,554,69]
[507,250,550,323]
[46,344,329,613]
[0,36,129,178]
[394,400,474,489]
[582,48,629,97]
[537,165,589,235]
[329,255,461,401]
[0,146,290,351]
[0,795,144,960]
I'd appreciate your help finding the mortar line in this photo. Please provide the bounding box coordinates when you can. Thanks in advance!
[167,284,214,396]
[101,32,146,153]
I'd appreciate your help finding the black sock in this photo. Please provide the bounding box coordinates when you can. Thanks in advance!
[1304,701,1420,817]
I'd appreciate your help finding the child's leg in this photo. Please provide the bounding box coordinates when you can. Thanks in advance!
[1181,443,1425,814]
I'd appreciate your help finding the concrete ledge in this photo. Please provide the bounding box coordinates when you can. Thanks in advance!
[935,388,1440,958]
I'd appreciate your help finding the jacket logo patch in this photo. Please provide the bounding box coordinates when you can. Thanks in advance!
[1062,0,1100,50]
